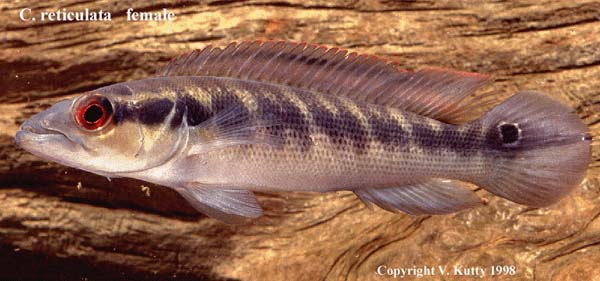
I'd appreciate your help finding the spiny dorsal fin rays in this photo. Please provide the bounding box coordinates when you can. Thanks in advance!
[160,40,491,123]
[396,68,492,121]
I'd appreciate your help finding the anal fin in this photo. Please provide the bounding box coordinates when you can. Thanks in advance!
[176,183,263,224]
[354,179,481,215]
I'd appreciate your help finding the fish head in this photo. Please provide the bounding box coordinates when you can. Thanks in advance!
[15,88,187,176]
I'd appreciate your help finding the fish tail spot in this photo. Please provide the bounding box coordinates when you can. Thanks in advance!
[475,91,591,207]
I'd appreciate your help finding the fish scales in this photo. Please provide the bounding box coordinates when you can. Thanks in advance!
[16,41,592,223]
[103,76,487,192]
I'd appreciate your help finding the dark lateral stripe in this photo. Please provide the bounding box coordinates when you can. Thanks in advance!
[170,96,187,127]
[113,102,134,124]
[139,99,174,125]
[255,92,312,151]
[338,106,369,153]
[171,86,247,128]
[411,121,481,156]
[367,111,408,152]
[208,87,248,117]
[114,98,174,125]
[411,122,441,148]
[306,97,368,154]
[173,94,211,127]
[446,122,481,153]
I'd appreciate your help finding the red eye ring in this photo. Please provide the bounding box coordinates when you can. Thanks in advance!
[74,95,114,131]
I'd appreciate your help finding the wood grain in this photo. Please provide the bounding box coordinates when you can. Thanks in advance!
[1,1,599,280]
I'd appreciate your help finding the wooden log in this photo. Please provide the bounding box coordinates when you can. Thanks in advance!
[1,0,599,280]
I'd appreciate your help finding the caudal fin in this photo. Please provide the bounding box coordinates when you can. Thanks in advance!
[476,91,591,207]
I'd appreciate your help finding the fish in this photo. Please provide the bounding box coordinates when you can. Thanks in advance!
[15,41,592,223]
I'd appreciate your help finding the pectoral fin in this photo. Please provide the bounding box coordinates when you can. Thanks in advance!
[354,179,482,215]
[188,103,284,155]
[176,183,263,224]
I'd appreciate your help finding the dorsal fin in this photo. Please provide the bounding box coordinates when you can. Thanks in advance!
[160,41,490,123]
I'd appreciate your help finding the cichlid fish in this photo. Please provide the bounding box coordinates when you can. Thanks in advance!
[15,41,592,223]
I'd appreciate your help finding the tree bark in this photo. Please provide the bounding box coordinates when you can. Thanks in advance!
[1,0,599,280]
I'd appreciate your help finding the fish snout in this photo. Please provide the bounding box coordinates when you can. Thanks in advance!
[14,130,26,147]
[15,117,45,148]
[18,114,53,134]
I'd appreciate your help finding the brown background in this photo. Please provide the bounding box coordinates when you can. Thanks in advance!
[1,1,599,280]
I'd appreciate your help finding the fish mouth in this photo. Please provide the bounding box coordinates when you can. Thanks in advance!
[15,120,85,150]
[19,122,59,135]
[15,122,88,167]
[16,131,84,176]
[16,115,95,157]
[15,124,71,146]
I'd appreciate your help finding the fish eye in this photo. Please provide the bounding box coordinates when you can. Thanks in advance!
[74,94,114,131]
